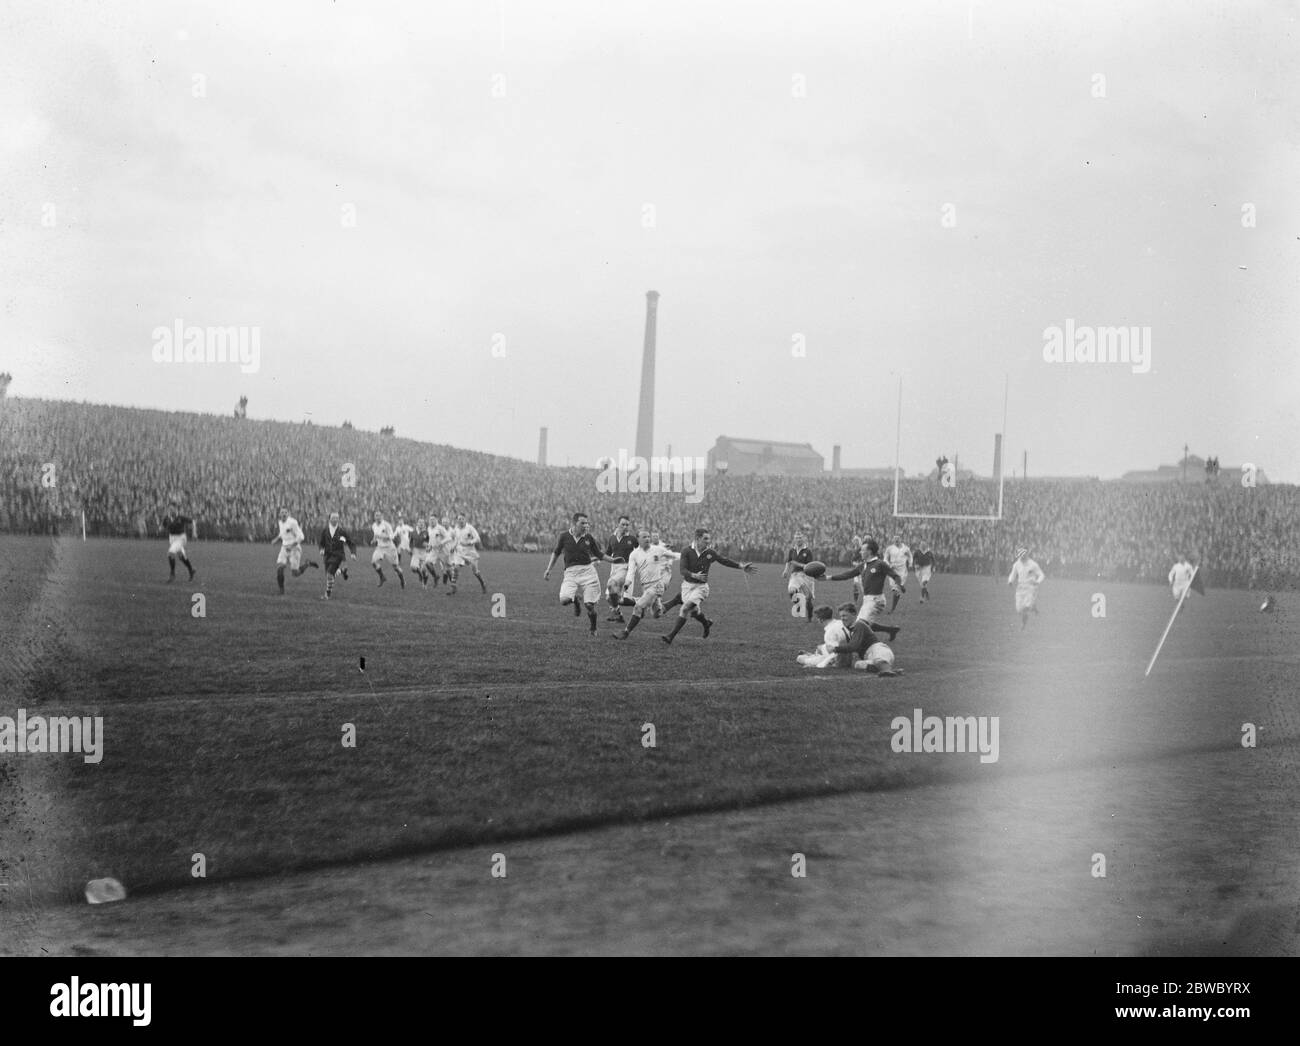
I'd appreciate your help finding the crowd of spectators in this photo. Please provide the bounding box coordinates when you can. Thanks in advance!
[2,398,1294,589]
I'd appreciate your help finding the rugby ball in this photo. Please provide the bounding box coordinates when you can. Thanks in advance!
[85,877,127,905]
[802,561,827,578]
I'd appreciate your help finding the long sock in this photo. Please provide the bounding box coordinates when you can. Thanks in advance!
[277,567,286,593]
[625,613,642,634]
[476,570,487,592]
[325,574,335,596]
[168,555,176,576]
[620,596,636,607]
[586,604,597,632]
[667,615,688,639]
[662,593,682,612]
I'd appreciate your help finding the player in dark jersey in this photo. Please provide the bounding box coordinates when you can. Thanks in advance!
[828,602,898,671]
[783,529,817,623]
[604,515,639,624]
[913,541,936,603]
[543,512,618,635]
[162,505,196,582]
[828,539,901,642]
[661,528,756,645]
[317,512,357,600]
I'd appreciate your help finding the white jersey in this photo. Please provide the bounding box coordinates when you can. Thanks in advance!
[393,523,413,551]
[627,546,669,593]
[820,619,850,653]
[371,521,396,549]
[1169,562,1194,589]
[429,524,453,553]
[649,542,679,581]
[277,516,304,548]
[1008,557,1044,587]
[453,523,481,551]
[885,543,912,571]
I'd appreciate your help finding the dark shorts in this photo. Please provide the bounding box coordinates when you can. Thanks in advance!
[324,553,346,575]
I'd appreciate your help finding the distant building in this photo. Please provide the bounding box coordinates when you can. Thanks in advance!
[837,466,896,479]
[708,436,823,476]
[1120,454,1269,484]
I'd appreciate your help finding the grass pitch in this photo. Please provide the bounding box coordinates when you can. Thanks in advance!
[2,536,1298,955]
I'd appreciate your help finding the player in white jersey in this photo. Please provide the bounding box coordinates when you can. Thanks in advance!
[795,606,851,668]
[1168,554,1195,605]
[1007,546,1044,629]
[447,512,487,594]
[426,516,452,585]
[647,529,679,618]
[370,510,405,588]
[612,530,672,640]
[392,515,414,566]
[272,508,318,594]
[884,536,912,613]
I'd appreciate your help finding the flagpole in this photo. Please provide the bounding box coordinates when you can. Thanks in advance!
[1145,565,1198,678]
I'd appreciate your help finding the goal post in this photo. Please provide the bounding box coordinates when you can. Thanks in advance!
[891,375,1009,522]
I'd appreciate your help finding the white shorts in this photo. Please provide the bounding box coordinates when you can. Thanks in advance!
[787,573,815,597]
[168,534,187,555]
[451,547,479,567]
[607,564,629,590]
[680,580,710,609]
[1015,584,1038,612]
[372,547,398,567]
[276,545,302,570]
[1171,583,1189,601]
[410,548,431,570]
[560,564,600,603]
[797,651,836,669]
[856,594,887,625]
[888,570,908,592]
[633,580,664,612]
[917,565,933,584]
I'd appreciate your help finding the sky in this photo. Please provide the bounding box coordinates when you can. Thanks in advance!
[1,0,1297,480]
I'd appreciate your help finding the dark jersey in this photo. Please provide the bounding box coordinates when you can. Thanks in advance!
[680,546,741,582]
[318,525,356,556]
[409,531,429,551]
[163,515,191,536]
[553,530,604,567]
[832,619,879,667]
[607,533,638,564]
[913,549,935,568]
[786,545,813,567]
[830,556,901,596]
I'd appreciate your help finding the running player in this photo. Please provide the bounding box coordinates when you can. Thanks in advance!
[783,528,816,622]
[429,516,453,586]
[1168,554,1194,604]
[1007,546,1045,629]
[370,510,404,588]
[913,541,936,603]
[828,539,902,642]
[647,530,678,617]
[162,504,197,582]
[409,517,433,586]
[272,508,318,594]
[317,511,357,600]
[392,515,414,567]
[604,515,639,624]
[884,535,912,613]
[661,528,756,645]
[544,512,617,635]
[447,512,488,594]
[612,529,670,640]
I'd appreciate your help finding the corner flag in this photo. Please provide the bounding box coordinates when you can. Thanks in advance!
[1190,564,1206,596]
